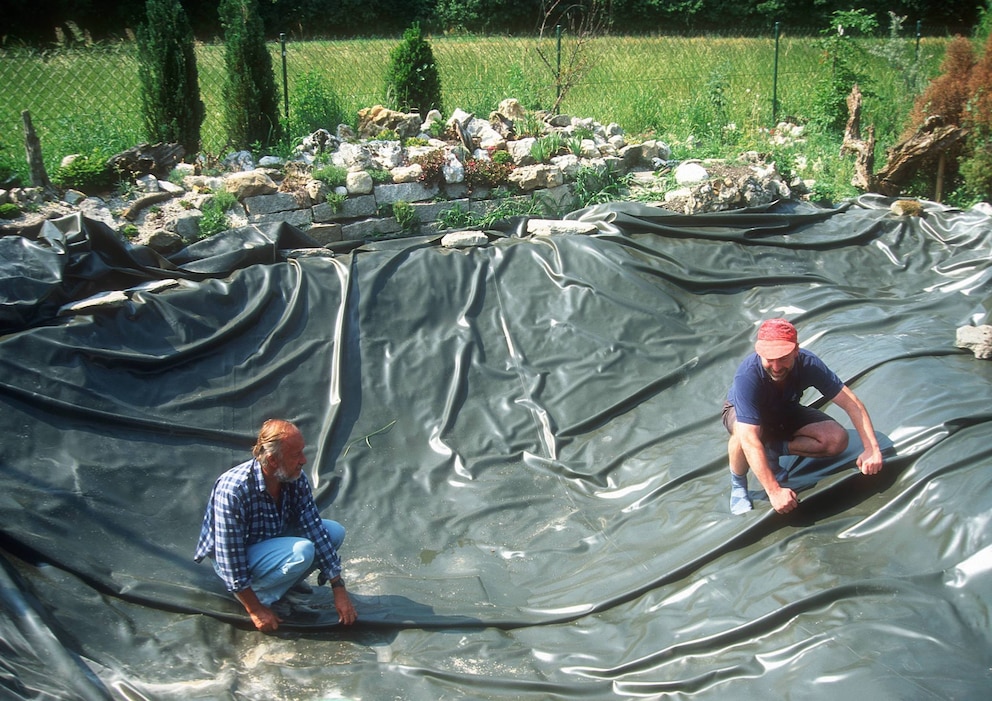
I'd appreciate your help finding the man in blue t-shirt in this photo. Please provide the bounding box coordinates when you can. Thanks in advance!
[723,319,883,515]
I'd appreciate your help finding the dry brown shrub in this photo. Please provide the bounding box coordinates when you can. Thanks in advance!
[966,32,992,132]
[903,36,976,139]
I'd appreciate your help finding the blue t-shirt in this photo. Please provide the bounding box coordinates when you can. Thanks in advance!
[727,349,845,428]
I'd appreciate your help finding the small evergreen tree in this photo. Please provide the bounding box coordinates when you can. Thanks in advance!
[384,24,442,116]
[136,0,204,156]
[219,0,282,149]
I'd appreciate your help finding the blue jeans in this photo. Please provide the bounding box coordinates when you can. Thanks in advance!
[220,519,345,606]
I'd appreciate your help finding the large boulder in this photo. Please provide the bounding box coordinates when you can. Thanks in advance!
[357,105,423,139]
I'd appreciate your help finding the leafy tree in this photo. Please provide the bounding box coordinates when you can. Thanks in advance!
[384,24,443,116]
[219,0,282,149]
[434,0,541,33]
[136,0,204,155]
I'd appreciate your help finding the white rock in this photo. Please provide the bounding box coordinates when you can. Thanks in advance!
[441,231,488,248]
[675,161,709,185]
[346,171,373,195]
[391,164,423,184]
[135,174,159,192]
[956,325,992,359]
[526,219,598,236]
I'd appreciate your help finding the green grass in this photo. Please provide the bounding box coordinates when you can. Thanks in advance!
[0,34,952,202]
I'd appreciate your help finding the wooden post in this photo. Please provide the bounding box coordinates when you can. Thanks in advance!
[22,110,54,192]
[935,151,946,203]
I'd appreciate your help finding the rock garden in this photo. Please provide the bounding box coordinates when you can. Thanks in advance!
[0,98,810,252]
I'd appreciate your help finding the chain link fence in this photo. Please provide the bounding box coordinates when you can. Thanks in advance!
[0,29,948,175]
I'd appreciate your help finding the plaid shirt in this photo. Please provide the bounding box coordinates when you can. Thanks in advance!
[194,458,342,593]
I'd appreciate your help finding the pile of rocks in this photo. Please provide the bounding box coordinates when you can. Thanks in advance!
[0,100,808,252]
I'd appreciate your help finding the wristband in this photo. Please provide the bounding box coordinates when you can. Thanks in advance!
[331,577,346,589]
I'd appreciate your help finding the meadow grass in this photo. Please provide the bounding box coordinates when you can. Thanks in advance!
[0,33,950,200]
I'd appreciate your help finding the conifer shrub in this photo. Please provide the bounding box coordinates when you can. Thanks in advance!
[137,0,204,156]
[384,24,443,117]
[220,0,282,149]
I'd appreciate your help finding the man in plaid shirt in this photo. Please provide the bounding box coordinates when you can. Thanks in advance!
[195,419,357,631]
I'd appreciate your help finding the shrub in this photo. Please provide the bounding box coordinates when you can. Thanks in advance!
[956,140,992,203]
[427,120,448,139]
[136,0,204,155]
[0,203,20,219]
[55,150,116,193]
[384,24,443,117]
[369,168,393,184]
[220,0,282,149]
[809,9,878,133]
[491,150,513,165]
[312,164,348,187]
[904,36,975,138]
[286,70,346,141]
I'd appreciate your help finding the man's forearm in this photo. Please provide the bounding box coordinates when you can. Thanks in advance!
[234,586,266,615]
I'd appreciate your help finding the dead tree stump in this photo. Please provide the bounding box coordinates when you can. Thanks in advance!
[21,110,54,192]
[840,85,968,199]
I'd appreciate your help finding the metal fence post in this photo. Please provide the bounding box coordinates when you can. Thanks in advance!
[280,33,289,122]
[772,21,780,126]
[556,24,562,109]
[915,20,921,63]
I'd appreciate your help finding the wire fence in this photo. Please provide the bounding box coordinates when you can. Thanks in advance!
[0,28,950,174]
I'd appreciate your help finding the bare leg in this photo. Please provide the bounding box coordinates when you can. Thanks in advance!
[787,420,848,458]
[728,433,753,514]
[728,432,749,476]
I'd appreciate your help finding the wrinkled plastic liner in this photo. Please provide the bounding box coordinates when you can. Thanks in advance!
[1,196,990,700]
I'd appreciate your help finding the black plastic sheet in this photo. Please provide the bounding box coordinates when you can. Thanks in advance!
[1,197,990,699]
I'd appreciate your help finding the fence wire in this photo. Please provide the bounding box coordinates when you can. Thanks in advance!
[0,30,947,174]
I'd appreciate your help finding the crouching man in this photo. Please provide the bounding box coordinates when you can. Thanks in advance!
[195,418,356,631]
